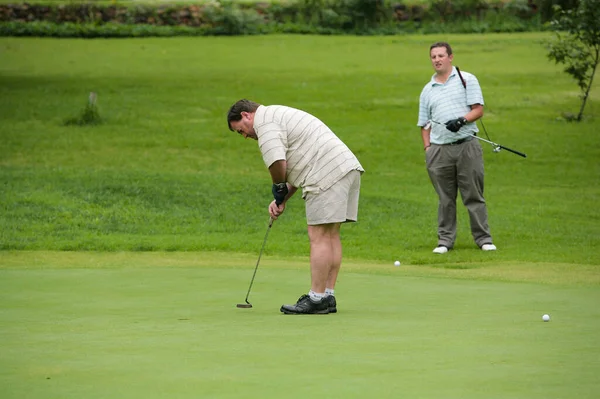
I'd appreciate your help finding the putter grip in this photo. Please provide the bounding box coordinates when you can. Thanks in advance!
[500,145,527,158]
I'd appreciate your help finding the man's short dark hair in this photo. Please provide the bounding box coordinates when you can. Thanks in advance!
[429,42,453,56]
[227,99,261,131]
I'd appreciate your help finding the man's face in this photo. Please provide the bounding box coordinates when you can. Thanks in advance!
[230,112,257,140]
[430,46,453,74]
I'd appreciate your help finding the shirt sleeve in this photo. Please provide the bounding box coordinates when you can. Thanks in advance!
[466,74,484,106]
[257,121,287,169]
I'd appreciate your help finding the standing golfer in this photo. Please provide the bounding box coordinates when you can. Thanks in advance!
[417,42,496,253]
[227,99,364,314]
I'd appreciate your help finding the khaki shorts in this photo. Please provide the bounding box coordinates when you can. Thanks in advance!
[304,170,362,225]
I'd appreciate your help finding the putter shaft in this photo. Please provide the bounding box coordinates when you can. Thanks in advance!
[242,217,274,304]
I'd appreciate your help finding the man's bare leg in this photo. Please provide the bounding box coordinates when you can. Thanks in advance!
[280,223,341,314]
[307,223,341,293]
[326,223,342,290]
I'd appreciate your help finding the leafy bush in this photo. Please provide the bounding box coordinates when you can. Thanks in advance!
[202,1,266,35]
[0,20,211,37]
[427,0,492,20]
[545,0,600,121]
[0,0,545,37]
[537,0,579,22]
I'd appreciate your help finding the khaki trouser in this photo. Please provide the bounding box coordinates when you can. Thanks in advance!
[426,138,493,248]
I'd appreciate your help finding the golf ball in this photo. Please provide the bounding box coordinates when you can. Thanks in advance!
[394,260,401,267]
[542,314,550,322]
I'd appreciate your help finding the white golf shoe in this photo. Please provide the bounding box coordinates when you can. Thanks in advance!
[432,245,449,254]
[481,244,497,251]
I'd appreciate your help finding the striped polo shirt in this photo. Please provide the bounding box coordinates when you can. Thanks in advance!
[417,67,484,144]
[253,105,364,193]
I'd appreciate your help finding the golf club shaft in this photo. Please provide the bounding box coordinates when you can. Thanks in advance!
[497,144,527,158]
[429,120,526,158]
[464,133,527,158]
[244,217,274,303]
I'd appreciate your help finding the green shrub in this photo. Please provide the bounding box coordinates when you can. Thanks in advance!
[0,20,210,38]
[202,1,266,35]
[538,0,579,22]
[0,0,546,36]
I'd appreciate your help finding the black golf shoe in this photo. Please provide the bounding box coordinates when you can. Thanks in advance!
[280,294,329,315]
[326,295,337,313]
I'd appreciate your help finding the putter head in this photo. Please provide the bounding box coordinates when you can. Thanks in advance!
[236,300,252,308]
[493,146,501,153]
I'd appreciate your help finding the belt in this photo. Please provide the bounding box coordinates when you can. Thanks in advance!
[444,136,473,146]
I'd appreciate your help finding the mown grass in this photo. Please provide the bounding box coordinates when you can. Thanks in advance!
[1,33,599,399]
[1,33,599,267]
[1,251,599,399]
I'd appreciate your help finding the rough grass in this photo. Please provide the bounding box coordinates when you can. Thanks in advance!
[1,33,599,268]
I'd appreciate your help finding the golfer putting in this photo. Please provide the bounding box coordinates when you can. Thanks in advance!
[227,99,364,314]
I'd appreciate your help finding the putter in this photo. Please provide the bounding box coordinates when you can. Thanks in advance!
[428,120,527,158]
[236,217,274,309]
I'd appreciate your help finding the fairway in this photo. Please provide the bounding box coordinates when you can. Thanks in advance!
[1,32,600,398]
[1,251,599,399]
[1,33,599,266]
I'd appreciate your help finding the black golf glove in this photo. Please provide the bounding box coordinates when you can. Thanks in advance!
[445,117,468,133]
[272,182,288,206]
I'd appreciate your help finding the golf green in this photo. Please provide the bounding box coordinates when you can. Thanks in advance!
[1,252,598,398]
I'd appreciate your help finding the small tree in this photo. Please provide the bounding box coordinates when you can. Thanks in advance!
[545,0,600,121]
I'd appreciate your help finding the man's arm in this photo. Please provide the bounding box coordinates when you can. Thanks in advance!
[268,159,297,205]
[464,103,484,123]
[268,159,287,184]
[417,90,432,150]
[421,123,432,151]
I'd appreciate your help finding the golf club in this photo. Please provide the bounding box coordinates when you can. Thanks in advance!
[236,217,274,309]
[427,120,527,158]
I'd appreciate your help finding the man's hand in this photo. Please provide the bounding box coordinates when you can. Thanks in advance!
[272,182,288,206]
[445,117,468,133]
[269,200,285,220]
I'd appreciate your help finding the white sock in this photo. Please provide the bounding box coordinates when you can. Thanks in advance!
[309,290,325,301]
[325,288,335,297]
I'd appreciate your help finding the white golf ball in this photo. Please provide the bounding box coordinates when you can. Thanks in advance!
[542,314,550,322]
[394,260,401,267]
